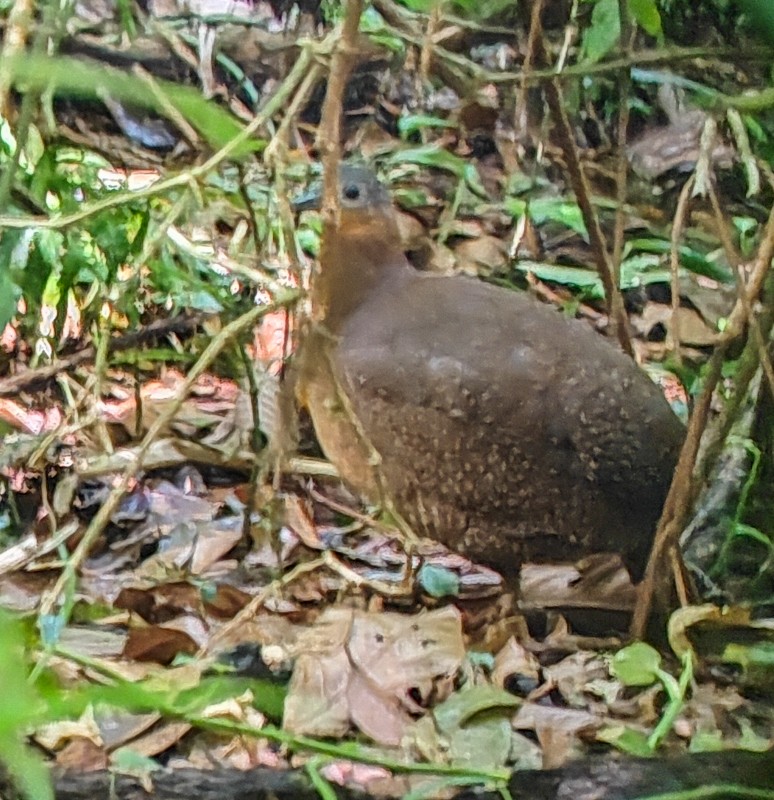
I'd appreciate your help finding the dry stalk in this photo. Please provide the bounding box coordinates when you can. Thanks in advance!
[669,175,696,366]
[632,192,774,636]
[533,32,633,357]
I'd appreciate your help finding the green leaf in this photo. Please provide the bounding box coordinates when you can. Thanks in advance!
[388,145,469,178]
[528,197,588,238]
[185,290,224,313]
[4,54,263,158]
[111,749,162,775]
[628,0,661,36]
[512,261,603,296]
[398,114,457,139]
[360,7,406,53]
[582,0,620,63]
[0,264,19,331]
[448,715,512,769]
[625,238,733,283]
[45,674,287,722]
[418,564,460,598]
[611,641,662,687]
[434,685,520,735]
[0,611,54,800]
[597,725,654,756]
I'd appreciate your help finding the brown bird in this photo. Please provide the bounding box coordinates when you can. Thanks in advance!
[295,164,684,585]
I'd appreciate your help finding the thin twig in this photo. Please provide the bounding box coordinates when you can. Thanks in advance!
[708,181,774,401]
[611,7,636,290]
[669,175,696,366]
[513,0,544,136]
[203,556,326,656]
[632,193,774,636]
[0,314,204,396]
[534,31,633,356]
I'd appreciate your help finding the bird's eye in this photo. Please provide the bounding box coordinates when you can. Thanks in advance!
[343,184,361,201]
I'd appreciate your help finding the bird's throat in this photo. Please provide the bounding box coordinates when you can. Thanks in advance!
[314,214,411,331]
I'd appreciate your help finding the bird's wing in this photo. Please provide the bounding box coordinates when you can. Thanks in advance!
[336,274,556,409]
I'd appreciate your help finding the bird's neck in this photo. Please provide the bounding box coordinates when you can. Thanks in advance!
[313,210,411,331]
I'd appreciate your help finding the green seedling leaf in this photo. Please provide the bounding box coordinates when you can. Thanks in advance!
[448,715,512,770]
[527,197,588,238]
[418,564,460,598]
[723,642,774,695]
[629,0,662,36]
[398,115,457,138]
[434,685,520,735]
[0,268,18,331]
[512,261,603,296]
[462,162,487,197]
[394,187,432,209]
[625,238,733,283]
[388,145,469,178]
[111,749,162,776]
[597,725,654,757]
[467,651,495,671]
[185,290,224,313]
[582,0,620,63]
[611,641,662,686]
[620,255,674,289]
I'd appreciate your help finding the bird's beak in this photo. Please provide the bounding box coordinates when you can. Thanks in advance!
[291,182,322,212]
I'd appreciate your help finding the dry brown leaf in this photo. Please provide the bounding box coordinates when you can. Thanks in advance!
[123,624,198,664]
[284,606,465,744]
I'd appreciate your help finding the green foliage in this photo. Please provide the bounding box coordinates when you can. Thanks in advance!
[0,612,53,800]
[709,439,774,594]
[738,0,774,46]
[432,684,520,771]
[398,114,458,139]
[5,54,262,157]
[393,0,515,18]
[581,0,663,63]
[0,110,268,353]
[582,0,622,64]
[43,671,287,722]
[611,641,664,686]
[723,641,774,696]
[603,642,694,754]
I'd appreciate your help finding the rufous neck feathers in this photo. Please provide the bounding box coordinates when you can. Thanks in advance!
[313,205,411,330]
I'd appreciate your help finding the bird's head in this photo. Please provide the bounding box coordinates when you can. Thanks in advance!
[294,163,396,238]
[294,164,410,327]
